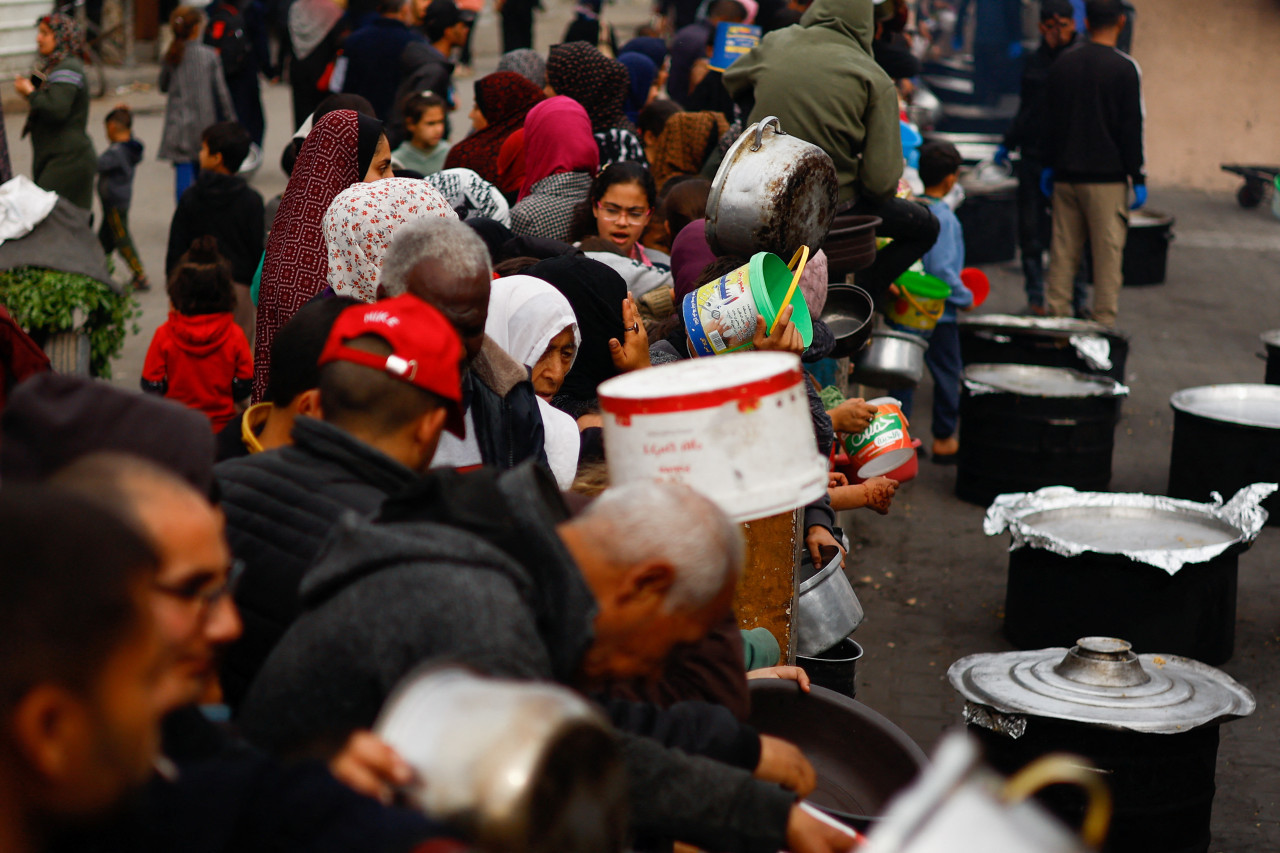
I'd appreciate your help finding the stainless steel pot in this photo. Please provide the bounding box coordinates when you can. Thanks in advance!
[705,116,839,259]
[854,330,928,388]
[796,548,865,657]
[375,667,627,853]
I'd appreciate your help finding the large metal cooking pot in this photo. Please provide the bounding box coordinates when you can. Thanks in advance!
[1169,383,1280,525]
[796,547,864,658]
[949,637,1256,853]
[958,314,1129,382]
[1259,330,1280,385]
[853,329,928,389]
[376,667,627,853]
[705,116,838,259]
[748,680,927,831]
[1122,209,1175,286]
[984,485,1275,664]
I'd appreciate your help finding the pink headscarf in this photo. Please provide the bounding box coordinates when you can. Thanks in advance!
[670,218,717,302]
[518,96,599,202]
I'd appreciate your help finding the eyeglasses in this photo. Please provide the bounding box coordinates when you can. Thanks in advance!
[596,202,651,222]
[153,560,245,616]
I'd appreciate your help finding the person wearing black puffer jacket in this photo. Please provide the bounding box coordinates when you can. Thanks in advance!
[215,295,467,708]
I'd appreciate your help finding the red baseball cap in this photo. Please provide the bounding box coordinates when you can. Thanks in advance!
[318,294,467,438]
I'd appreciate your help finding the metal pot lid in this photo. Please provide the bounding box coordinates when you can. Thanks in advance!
[963,363,1128,398]
[948,637,1256,734]
[957,314,1124,340]
[1260,330,1280,349]
[984,485,1276,575]
[1170,383,1280,429]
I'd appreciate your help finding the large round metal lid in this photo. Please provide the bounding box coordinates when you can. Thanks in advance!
[963,363,1126,398]
[958,313,1123,339]
[948,637,1256,733]
[1170,383,1280,429]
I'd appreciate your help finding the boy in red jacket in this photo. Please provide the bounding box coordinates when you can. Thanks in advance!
[142,236,252,429]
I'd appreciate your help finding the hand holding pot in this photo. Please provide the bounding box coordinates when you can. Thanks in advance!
[747,665,812,692]
[329,730,416,805]
[756,734,817,795]
[609,292,651,372]
[753,304,805,355]
[862,476,899,514]
[828,398,879,434]
[806,524,845,569]
[786,803,860,853]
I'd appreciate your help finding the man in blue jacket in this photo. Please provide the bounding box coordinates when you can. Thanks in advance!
[341,0,427,121]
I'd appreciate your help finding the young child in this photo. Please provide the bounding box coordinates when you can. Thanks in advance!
[898,140,973,462]
[165,121,264,336]
[96,106,148,291]
[142,236,252,430]
[391,92,451,176]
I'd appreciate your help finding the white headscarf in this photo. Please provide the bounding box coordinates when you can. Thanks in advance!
[323,178,457,303]
[484,275,581,371]
[486,275,582,488]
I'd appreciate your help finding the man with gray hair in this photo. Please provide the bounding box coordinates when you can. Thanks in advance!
[381,216,546,472]
[240,464,851,853]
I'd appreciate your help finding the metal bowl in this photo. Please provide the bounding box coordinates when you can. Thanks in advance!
[796,549,864,657]
[854,330,928,388]
[822,284,876,358]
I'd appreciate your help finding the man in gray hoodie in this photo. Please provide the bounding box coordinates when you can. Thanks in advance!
[723,0,938,303]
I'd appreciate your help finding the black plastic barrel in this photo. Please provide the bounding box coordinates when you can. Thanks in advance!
[957,368,1124,506]
[796,638,863,699]
[955,189,1017,264]
[958,323,1129,383]
[1003,547,1239,664]
[1168,385,1280,526]
[970,719,1219,853]
[1122,212,1175,286]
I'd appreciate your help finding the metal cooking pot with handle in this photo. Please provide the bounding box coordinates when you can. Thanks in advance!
[854,329,928,389]
[706,116,839,259]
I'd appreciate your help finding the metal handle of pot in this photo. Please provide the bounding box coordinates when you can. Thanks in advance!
[751,116,787,152]
[1001,753,1112,848]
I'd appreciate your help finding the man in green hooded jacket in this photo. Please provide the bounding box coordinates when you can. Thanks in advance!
[723,0,938,302]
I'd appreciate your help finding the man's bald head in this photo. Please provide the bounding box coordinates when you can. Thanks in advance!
[380,218,493,365]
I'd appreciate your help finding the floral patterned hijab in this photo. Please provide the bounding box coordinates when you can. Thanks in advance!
[323,177,457,302]
[37,13,88,73]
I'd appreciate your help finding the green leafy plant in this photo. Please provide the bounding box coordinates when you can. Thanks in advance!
[0,267,139,378]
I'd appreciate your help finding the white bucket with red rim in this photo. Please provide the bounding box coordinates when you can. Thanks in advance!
[598,352,829,522]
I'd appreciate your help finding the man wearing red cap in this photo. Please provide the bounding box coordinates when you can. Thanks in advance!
[214,295,466,708]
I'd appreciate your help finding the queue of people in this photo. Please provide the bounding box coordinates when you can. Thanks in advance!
[2,0,1159,850]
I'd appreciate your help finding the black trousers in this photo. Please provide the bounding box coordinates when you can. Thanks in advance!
[501,4,534,51]
[1016,154,1051,305]
[847,194,940,306]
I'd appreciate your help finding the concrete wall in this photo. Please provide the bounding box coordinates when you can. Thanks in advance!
[1133,0,1280,191]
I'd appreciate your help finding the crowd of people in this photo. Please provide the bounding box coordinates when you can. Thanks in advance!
[0,0,1150,850]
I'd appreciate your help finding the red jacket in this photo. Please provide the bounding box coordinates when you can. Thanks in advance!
[142,310,252,430]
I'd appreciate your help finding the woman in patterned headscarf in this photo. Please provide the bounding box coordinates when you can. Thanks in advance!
[545,41,646,168]
[322,177,456,303]
[648,110,728,190]
[253,109,392,399]
[13,14,95,209]
[443,71,544,190]
[508,97,598,242]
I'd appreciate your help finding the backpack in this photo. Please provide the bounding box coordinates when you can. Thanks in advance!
[204,2,253,77]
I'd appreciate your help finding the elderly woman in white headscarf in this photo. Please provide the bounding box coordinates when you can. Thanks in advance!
[485,275,582,488]
[323,177,456,302]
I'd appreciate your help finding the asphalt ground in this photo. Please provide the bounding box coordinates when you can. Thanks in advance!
[4,5,1280,848]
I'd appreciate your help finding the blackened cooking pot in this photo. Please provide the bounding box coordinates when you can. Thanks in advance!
[822,284,876,358]
[1168,384,1280,525]
[958,314,1129,383]
[1260,330,1280,385]
[1121,209,1174,286]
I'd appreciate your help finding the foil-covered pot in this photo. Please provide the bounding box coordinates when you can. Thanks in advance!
[963,363,1129,399]
[948,637,1257,736]
[957,314,1129,379]
[984,484,1276,575]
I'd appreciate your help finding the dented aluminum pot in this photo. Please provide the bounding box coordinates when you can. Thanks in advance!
[706,116,839,259]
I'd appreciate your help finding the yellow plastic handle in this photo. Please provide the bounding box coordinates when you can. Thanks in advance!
[1001,753,1113,848]
[769,245,810,336]
[901,285,945,322]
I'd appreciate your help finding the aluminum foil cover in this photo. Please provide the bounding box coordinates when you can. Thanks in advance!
[984,485,1277,574]
[963,364,1129,399]
[962,701,1028,739]
[1067,334,1112,371]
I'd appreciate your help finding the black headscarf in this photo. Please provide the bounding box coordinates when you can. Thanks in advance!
[355,112,385,178]
[465,217,518,263]
[525,255,627,414]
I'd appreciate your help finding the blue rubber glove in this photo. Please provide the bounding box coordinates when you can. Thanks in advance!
[1130,184,1147,210]
[993,145,1010,166]
[1039,167,1054,199]
[1007,41,1024,59]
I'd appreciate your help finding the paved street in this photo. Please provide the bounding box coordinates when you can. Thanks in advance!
[3,3,1279,848]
